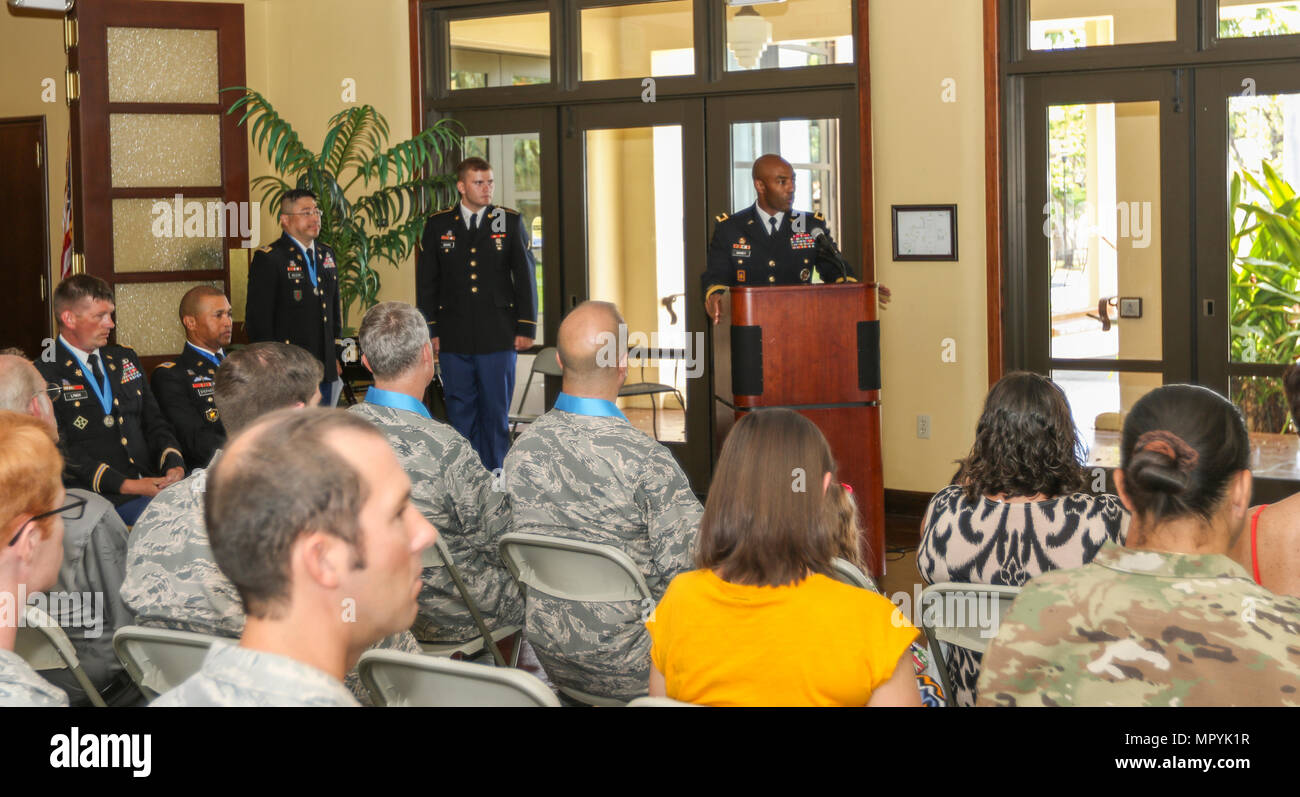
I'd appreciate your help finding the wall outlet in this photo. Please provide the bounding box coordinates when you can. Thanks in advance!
[917,414,931,439]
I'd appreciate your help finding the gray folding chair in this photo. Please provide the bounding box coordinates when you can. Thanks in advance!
[498,531,655,707]
[829,557,876,590]
[626,695,698,707]
[358,649,560,707]
[919,582,1021,704]
[113,625,222,700]
[15,605,106,707]
[417,534,521,667]
[508,346,563,437]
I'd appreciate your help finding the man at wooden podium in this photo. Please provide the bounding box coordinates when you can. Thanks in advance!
[703,153,889,323]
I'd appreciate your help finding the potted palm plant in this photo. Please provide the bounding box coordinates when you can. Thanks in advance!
[1229,162,1300,432]
[225,87,462,331]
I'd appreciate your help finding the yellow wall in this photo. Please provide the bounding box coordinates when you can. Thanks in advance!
[0,6,68,319]
[870,0,990,493]
[0,0,415,334]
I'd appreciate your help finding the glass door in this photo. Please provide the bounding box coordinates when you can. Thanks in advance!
[1020,71,1192,470]
[559,99,708,486]
[1196,62,1300,496]
[441,107,560,423]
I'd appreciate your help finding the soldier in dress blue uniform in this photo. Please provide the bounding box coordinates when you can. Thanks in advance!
[245,189,343,405]
[702,154,889,324]
[151,286,230,470]
[36,275,185,526]
[416,157,537,471]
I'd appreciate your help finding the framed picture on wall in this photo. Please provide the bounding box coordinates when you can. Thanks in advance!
[891,204,957,261]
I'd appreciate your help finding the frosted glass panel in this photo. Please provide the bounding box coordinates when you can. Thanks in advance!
[107,27,219,103]
[116,280,224,356]
[112,198,224,273]
[109,114,221,187]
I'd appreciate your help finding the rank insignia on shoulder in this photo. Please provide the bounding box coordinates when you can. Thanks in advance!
[257,243,273,253]
[157,362,175,369]
[814,212,825,221]
[715,212,730,223]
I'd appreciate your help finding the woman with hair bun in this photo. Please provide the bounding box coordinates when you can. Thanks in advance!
[918,372,1129,706]
[978,385,1300,706]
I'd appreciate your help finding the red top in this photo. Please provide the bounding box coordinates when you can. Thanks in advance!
[1250,504,1269,585]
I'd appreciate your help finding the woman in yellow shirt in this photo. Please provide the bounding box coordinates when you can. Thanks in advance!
[645,409,922,707]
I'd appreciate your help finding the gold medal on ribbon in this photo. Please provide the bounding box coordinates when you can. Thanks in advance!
[103,416,115,428]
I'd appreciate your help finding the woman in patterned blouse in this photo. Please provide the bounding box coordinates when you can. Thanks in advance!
[917,371,1130,706]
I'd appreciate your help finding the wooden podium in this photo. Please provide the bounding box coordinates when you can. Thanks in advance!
[711,283,885,577]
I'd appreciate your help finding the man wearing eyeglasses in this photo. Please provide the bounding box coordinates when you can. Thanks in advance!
[0,412,71,706]
[0,353,141,706]
[246,189,344,406]
[417,157,538,471]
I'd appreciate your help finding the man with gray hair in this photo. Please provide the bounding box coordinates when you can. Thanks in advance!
[0,351,139,705]
[350,301,522,647]
[122,343,424,702]
[501,300,701,702]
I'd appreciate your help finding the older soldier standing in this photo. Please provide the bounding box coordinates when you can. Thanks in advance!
[245,189,344,406]
[416,157,537,471]
[151,286,232,470]
[153,409,436,706]
[121,344,422,702]
[502,300,701,702]
[350,301,522,646]
[978,385,1300,706]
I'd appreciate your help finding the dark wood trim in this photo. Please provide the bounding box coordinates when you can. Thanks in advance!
[109,270,228,284]
[884,488,933,520]
[108,186,224,199]
[985,0,1004,386]
[1049,358,1166,373]
[105,103,223,114]
[409,0,423,136]
[856,0,874,286]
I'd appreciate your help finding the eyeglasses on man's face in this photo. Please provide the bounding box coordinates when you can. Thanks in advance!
[7,495,87,548]
[285,208,323,218]
[41,382,61,402]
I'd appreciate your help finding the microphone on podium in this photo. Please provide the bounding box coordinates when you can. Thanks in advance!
[810,227,849,283]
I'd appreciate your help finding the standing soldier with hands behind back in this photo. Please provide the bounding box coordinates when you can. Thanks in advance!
[245,189,344,406]
[417,157,537,471]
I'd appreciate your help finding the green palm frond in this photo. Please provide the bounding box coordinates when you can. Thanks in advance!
[224,86,461,328]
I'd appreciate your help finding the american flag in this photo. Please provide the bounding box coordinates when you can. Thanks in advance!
[59,132,72,278]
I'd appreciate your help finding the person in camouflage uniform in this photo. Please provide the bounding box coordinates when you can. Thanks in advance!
[154,408,436,707]
[0,412,71,707]
[153,640,359,707]
[502,301,701,702]
[122,344,421,703]
[979,385,1300,706]
[350,301,522,643]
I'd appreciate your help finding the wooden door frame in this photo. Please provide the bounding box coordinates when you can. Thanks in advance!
[0,115,52,349]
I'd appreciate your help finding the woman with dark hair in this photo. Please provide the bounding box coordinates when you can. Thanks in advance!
[1227,363,1300,598]
[645,409,922,706]
[917,371,1129,706]
[978,385,1300,705]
